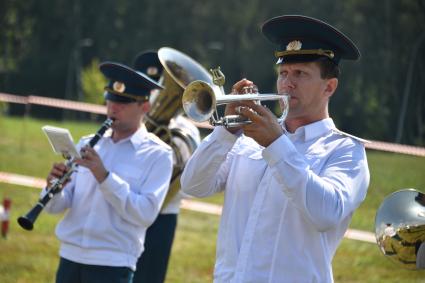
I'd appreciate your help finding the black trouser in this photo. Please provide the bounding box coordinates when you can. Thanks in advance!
[56,257,134,283]
[133,214,178,283]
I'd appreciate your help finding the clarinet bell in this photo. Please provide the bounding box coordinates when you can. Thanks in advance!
[17,203,45,230]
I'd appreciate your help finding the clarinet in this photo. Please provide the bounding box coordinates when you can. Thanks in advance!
[17,118,114,231]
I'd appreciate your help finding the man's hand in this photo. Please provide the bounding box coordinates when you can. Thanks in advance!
[75,146,109,183]
[238,101,284,147]
[225,78,257,134]
[46,162,70,188]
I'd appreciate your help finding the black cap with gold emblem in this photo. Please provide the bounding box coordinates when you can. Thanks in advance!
[99,62,163,103]
[133,50,164,82]
[261,15,360,65]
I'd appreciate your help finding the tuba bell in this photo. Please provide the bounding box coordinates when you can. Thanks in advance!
[375,188,425,270]
[144,47,214,138]
[142,47,215,207]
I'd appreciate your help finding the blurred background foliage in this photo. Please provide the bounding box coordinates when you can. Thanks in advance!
[0,0,424,145]
[81,58,106,105]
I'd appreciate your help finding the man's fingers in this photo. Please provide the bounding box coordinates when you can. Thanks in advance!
[243,102,274,117]
[237,106,262,124]
[52,163,67,176]
[47,163,67,183]
[232,78,254,94]
[237,102,275,123]
[81,147,98,159]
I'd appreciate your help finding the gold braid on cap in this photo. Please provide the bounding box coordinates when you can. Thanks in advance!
[104,87,149,102]
[275,49,335,59]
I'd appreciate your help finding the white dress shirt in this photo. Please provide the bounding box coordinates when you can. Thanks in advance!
[181,118,370,283]
[43,126,173,271]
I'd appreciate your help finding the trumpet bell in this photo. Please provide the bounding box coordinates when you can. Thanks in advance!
[182,80,217,122]
[375,189,425,270]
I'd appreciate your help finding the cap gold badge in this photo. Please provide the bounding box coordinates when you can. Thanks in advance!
[113,81,126,93]
[147,67,159,76]
[286,40,302,51]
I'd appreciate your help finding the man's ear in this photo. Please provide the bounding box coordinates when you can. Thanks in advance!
[141,101,151,113]
[324,78,338,98]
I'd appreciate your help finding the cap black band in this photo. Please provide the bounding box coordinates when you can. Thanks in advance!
[104,87,149,102]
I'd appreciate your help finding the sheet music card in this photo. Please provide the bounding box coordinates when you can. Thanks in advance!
[42,125,81,159]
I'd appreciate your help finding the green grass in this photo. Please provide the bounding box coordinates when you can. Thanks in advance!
[1,116,425,282]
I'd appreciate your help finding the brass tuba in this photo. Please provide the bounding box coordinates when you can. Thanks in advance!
[375,189,425,269]
[143,47,214,207]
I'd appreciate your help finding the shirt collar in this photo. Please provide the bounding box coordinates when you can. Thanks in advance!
[129,124,148,148]
[105,124,149,148]
[286,118,336,142]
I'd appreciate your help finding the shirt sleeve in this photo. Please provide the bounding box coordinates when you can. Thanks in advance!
[263,134,370,232]
[43,139,86,214]
[181,127,238,198]
[98,149,173,227]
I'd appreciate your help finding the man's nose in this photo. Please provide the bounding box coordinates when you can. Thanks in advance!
[279,75,295,91]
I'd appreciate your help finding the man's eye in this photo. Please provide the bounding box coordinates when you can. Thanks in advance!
[295,70,307,77]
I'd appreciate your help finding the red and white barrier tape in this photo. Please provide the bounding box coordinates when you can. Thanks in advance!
[365,140,425,157]
[0,92,107,115]
[0,172,46,189]
[1,92,424,156]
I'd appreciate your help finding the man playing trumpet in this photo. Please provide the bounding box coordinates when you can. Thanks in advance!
[181,15,370,282]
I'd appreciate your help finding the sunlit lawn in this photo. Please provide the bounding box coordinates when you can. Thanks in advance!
[1,116,425,282]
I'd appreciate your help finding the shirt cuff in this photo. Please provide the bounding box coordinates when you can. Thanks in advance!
[262,134,297,166]
[98,171,127,197]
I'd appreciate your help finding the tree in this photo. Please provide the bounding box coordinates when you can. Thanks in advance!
[1,0,423,144]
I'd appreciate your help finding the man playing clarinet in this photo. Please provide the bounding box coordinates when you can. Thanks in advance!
[43,62,173,283]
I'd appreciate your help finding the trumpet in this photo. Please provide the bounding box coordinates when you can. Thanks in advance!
[17,118,114,231]
[182,67,289,128]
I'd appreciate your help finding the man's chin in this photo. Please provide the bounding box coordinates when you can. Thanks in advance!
[110,120,119,129]
[279,98,297,110]
[288,98,298,108]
